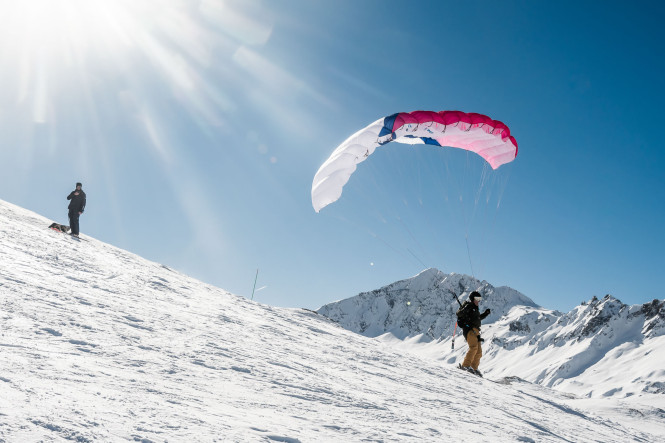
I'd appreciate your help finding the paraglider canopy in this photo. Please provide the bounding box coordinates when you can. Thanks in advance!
[311,110,518,212]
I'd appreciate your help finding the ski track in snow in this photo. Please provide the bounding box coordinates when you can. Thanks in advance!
[0,199,663,442]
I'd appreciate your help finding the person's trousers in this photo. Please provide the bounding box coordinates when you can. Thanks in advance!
[462,328,482,370]
[69,211,80,235]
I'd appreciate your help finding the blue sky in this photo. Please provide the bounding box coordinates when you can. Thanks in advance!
[1,0,663,312]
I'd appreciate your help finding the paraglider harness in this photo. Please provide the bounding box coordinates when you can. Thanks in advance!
[456,298,474,331]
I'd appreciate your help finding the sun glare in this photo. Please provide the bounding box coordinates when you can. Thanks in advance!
[4,0,133,54]
[2,0,233,139]
[0,0,278,129]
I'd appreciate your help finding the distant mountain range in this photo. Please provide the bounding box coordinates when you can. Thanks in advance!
[318,268,665,399]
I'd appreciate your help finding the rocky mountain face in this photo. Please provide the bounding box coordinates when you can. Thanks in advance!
[318,269,665,400]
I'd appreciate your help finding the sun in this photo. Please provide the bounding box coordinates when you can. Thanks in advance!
[1,1,148,123]
[2,0,136,54]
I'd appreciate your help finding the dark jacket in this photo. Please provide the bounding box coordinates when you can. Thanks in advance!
[67,190,86,214]
[458,300,490,337]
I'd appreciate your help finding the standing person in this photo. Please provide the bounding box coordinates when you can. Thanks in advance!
[67,182,86,237]
[457,291,491,376]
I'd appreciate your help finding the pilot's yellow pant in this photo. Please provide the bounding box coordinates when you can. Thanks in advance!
[462,328,482,370]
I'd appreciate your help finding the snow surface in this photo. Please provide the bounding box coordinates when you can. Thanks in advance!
[1,198,664,442]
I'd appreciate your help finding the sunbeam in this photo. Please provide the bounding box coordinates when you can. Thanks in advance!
[0,0,287,258]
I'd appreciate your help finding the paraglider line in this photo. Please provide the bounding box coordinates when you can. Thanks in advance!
[407,248,427,269]
[465,233,475,279]
[398,216,430,266]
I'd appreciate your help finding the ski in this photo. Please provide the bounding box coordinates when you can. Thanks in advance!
[457,363,483,378]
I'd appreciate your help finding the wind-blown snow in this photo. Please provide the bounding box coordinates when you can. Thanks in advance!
[1,199,664,441]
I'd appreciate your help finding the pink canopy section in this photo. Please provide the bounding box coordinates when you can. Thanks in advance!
[386,110,518,170]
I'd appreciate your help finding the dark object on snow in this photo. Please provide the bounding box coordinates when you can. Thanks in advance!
[67,183,86,236]
[49,222,70,233]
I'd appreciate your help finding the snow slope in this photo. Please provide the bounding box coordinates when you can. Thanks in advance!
[1,199,663,442]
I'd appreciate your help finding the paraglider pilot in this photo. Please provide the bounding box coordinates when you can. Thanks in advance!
[459,291,491,376]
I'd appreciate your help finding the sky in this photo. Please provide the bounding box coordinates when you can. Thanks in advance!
[0,0,663,312]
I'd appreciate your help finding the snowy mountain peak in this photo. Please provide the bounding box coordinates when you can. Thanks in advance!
[568,294,629,339]
[317,268,538,340]
[638,298,665,337]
